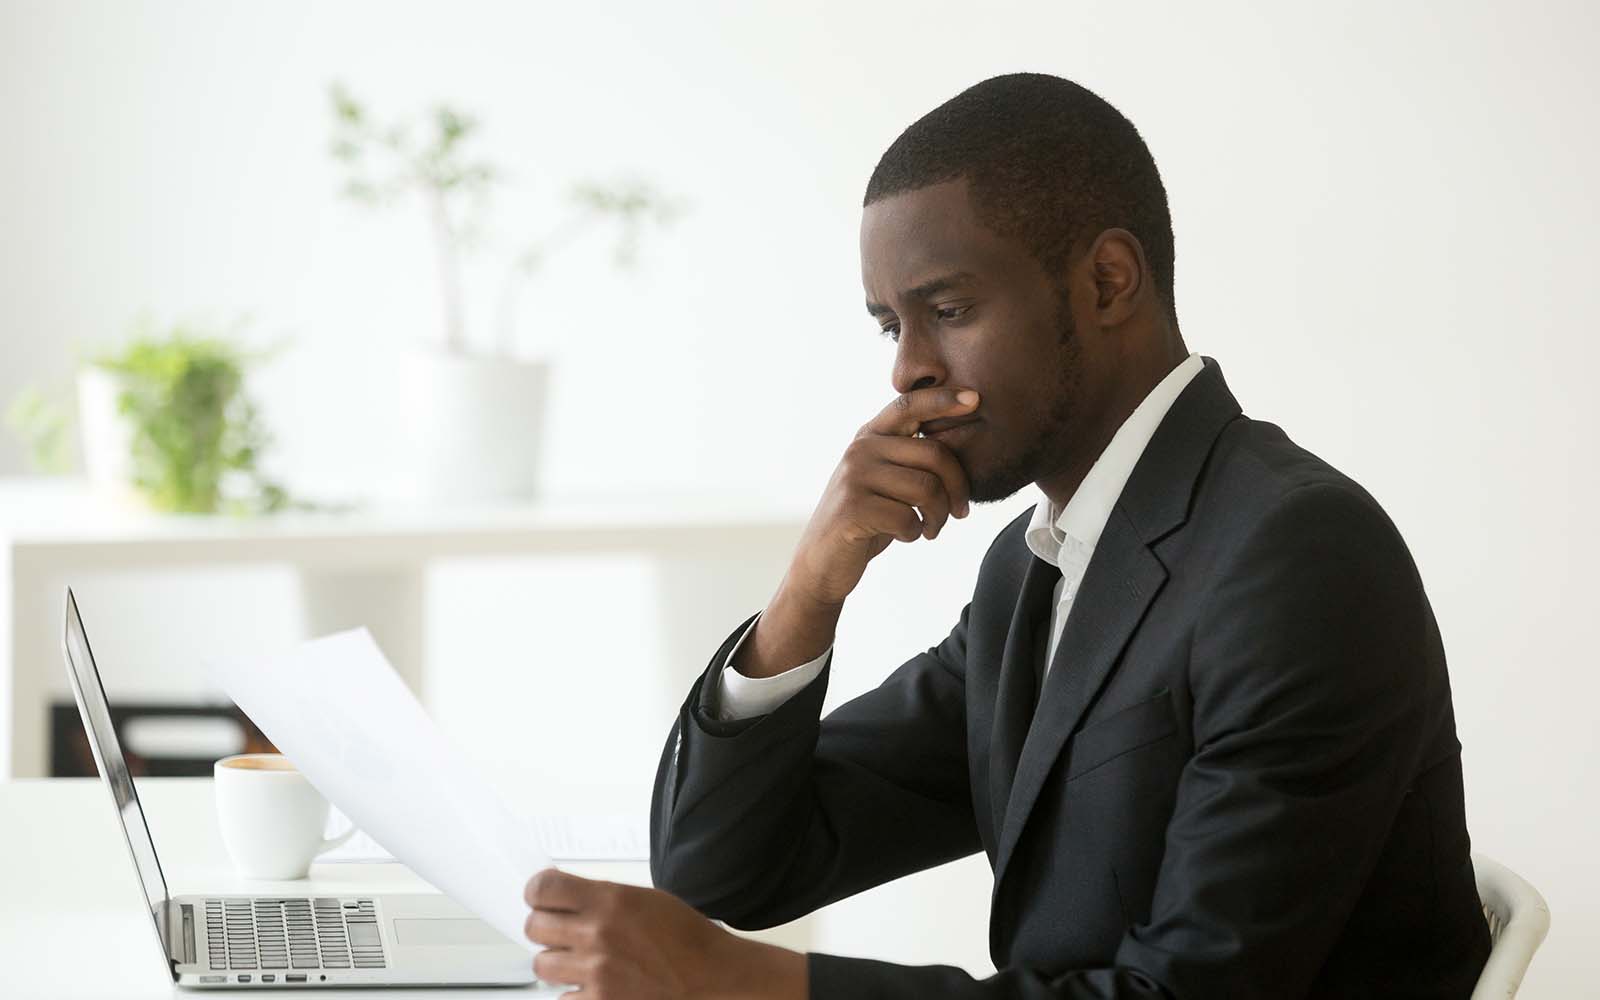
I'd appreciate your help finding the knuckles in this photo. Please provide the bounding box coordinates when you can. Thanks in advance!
[908,468,941,499]
[522,881,654,999]
[596,882,626,916]
[532,950,557,979]
[524,868,560,906]
[587,953,624,994]
[840,436,872,470]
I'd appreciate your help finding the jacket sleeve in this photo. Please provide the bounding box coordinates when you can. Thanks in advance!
[798,484,1454,999]
[649,602,982,929]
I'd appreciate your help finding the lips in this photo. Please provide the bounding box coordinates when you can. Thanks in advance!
[919,415,981,436]
[919,416,981,449]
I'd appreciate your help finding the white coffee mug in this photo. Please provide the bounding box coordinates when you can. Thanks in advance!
[214,753,355,879]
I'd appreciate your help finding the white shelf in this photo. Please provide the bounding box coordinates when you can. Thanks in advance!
[0,476,811,547]
[1,477,808,779]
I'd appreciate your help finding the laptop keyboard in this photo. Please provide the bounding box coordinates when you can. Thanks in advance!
[204,897,387,972]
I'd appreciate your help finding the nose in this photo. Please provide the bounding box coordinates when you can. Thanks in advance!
[890,325,946,396]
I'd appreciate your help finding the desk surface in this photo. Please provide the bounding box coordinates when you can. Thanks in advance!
[0,778,648,998]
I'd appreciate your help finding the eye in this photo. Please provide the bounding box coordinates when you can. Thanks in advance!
[936,304,972,322]
[879,325,900,343]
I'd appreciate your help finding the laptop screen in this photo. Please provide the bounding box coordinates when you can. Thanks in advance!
[61,588,172,954]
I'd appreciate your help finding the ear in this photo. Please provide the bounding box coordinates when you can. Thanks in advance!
[1085,228,1148,326]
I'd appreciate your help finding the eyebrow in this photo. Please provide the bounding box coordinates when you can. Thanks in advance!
[865,271,977,318]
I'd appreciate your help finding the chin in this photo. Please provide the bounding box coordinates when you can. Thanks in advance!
[967,465,1035,505]
[968,431,1065,505]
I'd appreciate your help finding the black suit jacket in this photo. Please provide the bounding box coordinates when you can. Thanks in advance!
[650,358,1490,999]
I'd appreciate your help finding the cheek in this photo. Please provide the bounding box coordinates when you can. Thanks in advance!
[950,313,1055,414]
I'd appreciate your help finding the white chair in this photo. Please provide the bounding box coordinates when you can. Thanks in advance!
[1471,853,1550,999]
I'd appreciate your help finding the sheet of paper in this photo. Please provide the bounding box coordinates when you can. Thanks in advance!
[215,628,547,953]
[319,812,650,864]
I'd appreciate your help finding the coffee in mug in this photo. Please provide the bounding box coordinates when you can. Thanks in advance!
[214,753,355,879]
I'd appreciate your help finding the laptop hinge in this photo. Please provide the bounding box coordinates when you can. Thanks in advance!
[160,899,196,968]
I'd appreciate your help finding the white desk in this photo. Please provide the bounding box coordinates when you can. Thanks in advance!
[0,778,811,998]
[0,478,807,778]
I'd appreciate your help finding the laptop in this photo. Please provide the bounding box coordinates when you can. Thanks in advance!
[60,588,543,990]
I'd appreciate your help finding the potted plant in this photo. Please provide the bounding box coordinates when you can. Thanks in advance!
[327,84,681,503]
[74,320,290,514]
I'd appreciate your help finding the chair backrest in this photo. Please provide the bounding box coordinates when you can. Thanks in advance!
[1470,853,1550,1000]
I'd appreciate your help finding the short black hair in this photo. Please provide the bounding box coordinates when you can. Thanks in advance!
[865,73,1176,318]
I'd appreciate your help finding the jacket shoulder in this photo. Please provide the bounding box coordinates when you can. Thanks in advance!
[1196,416,1414,567]
[1206,416,1391,524]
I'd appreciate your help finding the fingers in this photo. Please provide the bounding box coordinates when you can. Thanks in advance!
[533,948,606,989]
[790,387,980,607]
[524,867,588,912]
[841,435,970,540]
[525,907,583,949]
[853,493,930,545]
[874,435,972,521]
[524,883,648,998]
[862,464,952,540]
[535,949,646,999]
[862,386,980,437]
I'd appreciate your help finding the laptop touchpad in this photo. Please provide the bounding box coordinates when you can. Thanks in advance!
[393,918,508,946]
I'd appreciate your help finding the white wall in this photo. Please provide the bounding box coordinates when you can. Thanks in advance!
[3,1,1597,994]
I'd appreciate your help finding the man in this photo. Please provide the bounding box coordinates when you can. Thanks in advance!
[523,73,1490,999]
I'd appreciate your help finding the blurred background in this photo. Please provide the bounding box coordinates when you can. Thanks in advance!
[1,0,1596,994]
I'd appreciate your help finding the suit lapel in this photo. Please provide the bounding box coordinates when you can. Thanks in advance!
[990,509,1167,891]
[986,356,1245,909]
[987,554,1061,841]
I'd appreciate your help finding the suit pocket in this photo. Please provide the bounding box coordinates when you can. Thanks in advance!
[1064,688,1177,782]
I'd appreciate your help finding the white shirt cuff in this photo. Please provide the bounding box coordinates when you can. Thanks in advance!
[714,612,832,721]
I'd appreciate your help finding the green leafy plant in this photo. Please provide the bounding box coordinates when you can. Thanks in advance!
[94,322,289,515]
[4,387,74,473]
[328,83,683,357]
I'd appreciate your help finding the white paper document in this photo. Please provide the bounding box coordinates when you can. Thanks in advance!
[321,812,650,865]
[215,628,548,953]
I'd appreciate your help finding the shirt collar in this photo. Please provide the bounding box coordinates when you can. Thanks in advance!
[1025,353,1205,568]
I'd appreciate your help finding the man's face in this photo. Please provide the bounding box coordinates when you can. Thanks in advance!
[861,177,1097,504]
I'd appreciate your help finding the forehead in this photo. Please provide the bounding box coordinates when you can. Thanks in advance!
[860,178,1037,299]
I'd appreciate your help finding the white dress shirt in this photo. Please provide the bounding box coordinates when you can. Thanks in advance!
[714,353,1206,721]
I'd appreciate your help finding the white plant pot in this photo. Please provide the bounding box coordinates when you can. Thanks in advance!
[392,351,551,504]
[75,366,145,507]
